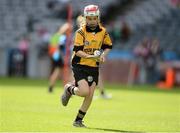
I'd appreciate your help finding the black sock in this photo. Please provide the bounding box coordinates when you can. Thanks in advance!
[101,90,104,95]
[75,110,86,122]
[67,85,75,95]
[49,86,53,92]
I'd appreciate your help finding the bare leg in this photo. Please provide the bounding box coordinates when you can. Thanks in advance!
[68,70,75,83]
[98,71,112,99]
[73,81,96,127]
[61,79,97,127]
[73,79,90,97]
[49,68,61,92]
[98,73,105,94]
[79,82,96,112]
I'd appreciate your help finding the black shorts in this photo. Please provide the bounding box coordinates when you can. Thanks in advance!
[51,57,64,68]
[72,65,99,87]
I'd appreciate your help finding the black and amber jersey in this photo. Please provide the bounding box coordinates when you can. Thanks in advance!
[72,24,112,68]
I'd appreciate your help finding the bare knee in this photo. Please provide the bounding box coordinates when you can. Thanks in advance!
[80,88,89,97]
[76,80,90,97]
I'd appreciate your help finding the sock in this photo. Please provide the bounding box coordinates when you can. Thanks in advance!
[101,90,104,95]
[49,86,53,92]
[67,85,75,95]
[75,110,86,122]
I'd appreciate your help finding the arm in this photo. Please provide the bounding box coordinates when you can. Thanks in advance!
[76,50,100,60]
[100,30,113,63]
[99,48,111,63]
[102,48,110,57]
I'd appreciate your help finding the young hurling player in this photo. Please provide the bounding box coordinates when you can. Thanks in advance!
[76,15,112,99]
[61,5,112,127]
[48,23,71,92]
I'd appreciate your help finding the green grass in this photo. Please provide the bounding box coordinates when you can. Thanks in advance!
[0,77,180,132]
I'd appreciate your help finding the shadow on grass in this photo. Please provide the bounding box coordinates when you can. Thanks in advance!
[87,127,145,133]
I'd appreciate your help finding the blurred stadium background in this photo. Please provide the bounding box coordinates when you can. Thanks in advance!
[0,0,180,132]
[0,0,180,87]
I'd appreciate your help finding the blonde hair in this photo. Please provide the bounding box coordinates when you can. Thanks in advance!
[76,15,85,28]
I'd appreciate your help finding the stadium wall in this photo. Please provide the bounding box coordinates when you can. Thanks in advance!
[0,48,8,76]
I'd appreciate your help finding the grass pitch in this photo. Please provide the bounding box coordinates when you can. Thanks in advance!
[0,77,180,132]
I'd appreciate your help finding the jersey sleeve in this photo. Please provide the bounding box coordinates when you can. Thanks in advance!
[73,29,85,52]
[101,31,112,50]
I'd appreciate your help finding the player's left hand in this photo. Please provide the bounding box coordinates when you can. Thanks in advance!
[99,53,106,63]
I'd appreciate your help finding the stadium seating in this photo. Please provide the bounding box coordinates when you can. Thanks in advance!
[0,0,179,77]
[0,0,119,77]
[112,0,179,51]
